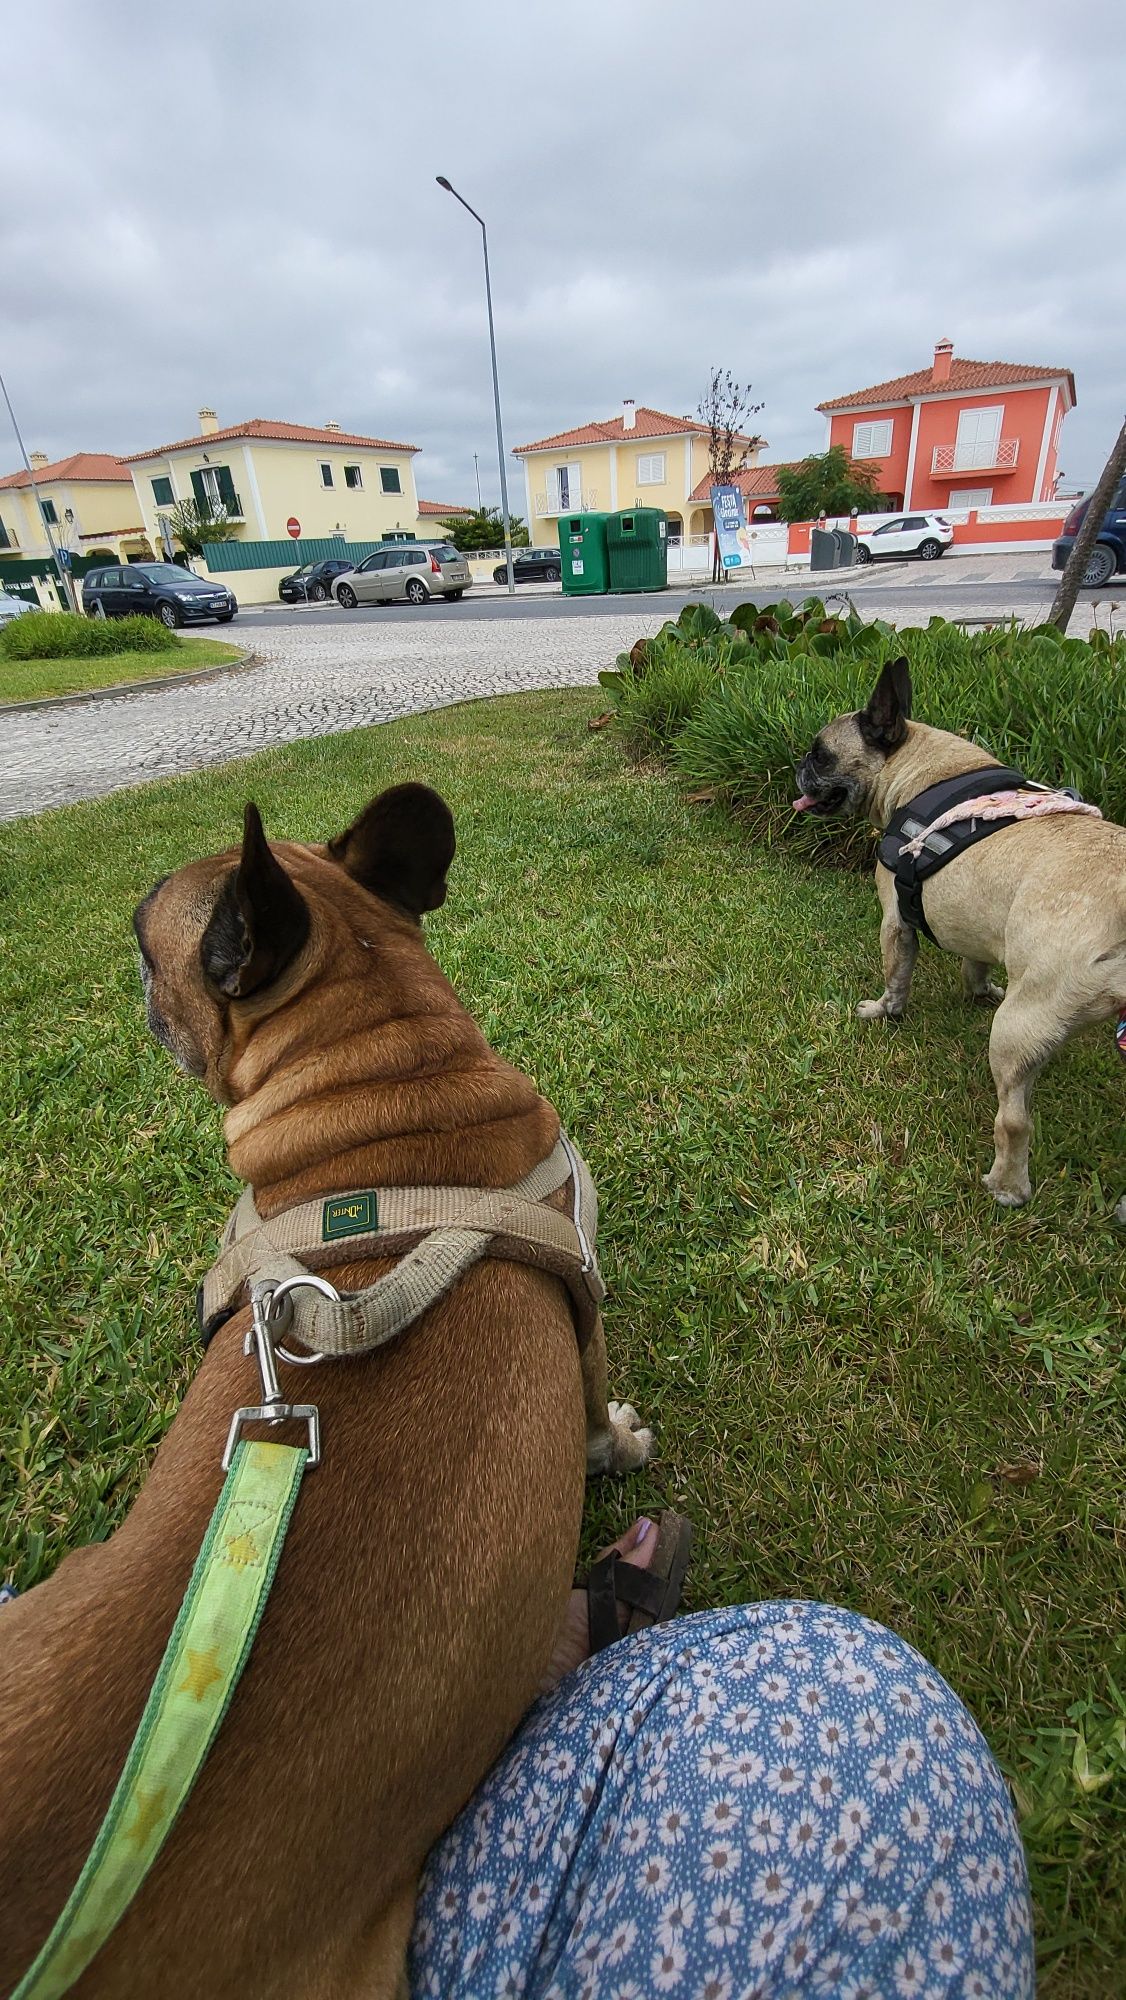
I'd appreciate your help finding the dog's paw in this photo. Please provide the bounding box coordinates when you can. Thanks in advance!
[967,980,1006,1006]
[983,1170,1030,1209]
[1114,1193,1126,1226]
[587,1401,655,1477]
[856,998,890,1022]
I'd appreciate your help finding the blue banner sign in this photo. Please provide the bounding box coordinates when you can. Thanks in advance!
[710,484,754,569]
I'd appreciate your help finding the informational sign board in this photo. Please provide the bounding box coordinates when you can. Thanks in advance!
[709,484,754,570]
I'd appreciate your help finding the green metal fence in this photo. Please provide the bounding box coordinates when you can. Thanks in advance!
[201,537,413,572]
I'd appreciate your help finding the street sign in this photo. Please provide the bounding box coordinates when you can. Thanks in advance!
[710,484,753,570]
[286,517,301,538]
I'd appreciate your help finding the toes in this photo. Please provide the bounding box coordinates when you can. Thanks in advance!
[856,999,886,1021]
[608,1401,641,1432]
[1115,1195,1126,1225]
[983,1173,1029,1209]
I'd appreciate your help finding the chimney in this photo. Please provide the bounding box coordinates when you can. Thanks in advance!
[198,406,219,435]
[622,398,636,432]
[932,339,954,385]
[29,451,49,469]
[324,420,342,432]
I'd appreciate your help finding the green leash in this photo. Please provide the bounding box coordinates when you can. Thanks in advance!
[14,1275,327,2000]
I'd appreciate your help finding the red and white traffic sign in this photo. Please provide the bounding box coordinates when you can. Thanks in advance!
[286,517,301,538]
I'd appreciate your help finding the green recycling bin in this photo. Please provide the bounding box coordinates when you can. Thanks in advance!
[558,513,611,595]
[607,507,668,592]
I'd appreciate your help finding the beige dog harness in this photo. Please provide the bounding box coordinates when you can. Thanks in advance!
[198,1131,606,1359]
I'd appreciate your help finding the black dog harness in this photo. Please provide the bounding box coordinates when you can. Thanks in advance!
[878,766,1034,944]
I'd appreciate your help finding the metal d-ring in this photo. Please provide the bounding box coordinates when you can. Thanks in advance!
[221,1274,341,1471]
[266,1271,339,1367]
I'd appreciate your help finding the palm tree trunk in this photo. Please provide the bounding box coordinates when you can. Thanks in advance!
[1048,415,1126,632]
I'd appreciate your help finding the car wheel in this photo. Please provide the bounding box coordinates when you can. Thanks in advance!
[545,566,560,582]
[337,585,358,609]
[1082,544,1117,588]
[854,544,873,565]
[918,539,942,561]
[492,570,505,585]
[447,589,464,601]
[217,612,235,623]
[311,582,328,601]
[405,579,428,604]
[159,601,182,629]
[91,600,108,619]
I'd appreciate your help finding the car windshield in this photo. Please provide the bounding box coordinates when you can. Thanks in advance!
[427,544,460,562]
[135,564,204,584]
[292,564,317,577]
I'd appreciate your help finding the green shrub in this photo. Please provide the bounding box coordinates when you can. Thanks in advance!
[604,599,1126,854]
[1,611,177,661]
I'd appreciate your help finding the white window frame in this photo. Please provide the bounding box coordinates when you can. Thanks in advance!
[852,419,893,459]
[320,462,334,488]
[344,464,363,491]
[948,487,993,509]
[636,451,666,485]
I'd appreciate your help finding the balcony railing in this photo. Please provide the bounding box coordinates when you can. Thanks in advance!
[534,489,597,517]
[931,439,1019,475]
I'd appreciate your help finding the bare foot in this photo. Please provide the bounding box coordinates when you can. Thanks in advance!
[539,1518,658,1695]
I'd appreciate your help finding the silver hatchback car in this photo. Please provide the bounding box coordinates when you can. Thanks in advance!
[334,541,473,607]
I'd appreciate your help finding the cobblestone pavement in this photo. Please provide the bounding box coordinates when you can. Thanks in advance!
[0,612,657,822]
[2,562,1116,822]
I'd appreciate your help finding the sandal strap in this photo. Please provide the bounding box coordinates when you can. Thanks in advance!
[585,1550,623,1654]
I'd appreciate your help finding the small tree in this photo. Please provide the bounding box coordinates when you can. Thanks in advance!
[775,447,886,524]
[698,368,765,579]
[1048,414,1126,632]
[438,508,529,552]
[165,498,242,562]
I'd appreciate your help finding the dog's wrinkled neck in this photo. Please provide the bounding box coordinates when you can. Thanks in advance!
[868,722,1003,827]
[220,916,556,1213]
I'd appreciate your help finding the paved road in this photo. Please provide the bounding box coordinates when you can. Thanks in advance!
[1,556,1112,823]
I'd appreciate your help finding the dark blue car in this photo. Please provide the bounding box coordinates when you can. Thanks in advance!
[1051,478,1126,587]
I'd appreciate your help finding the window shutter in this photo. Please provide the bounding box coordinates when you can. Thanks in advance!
[569,461,583,510]
[215,465,237,509]
[190,469,207,507]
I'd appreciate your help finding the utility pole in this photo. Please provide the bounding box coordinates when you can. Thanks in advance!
[473,452,482,509]
[0,368,77,611]
[436,177,515,595]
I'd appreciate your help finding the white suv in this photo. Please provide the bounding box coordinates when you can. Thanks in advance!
[855,514,953,564]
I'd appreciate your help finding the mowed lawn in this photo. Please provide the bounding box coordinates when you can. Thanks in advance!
[0,689,1122,1990]
[0,636,243,704]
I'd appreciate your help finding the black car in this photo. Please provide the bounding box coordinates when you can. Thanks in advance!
[1051,478,1126,588]
[278,558,354,603]
[491,547,561,585]
[82,562,237,628]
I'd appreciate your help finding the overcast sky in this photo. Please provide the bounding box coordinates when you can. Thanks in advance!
[4,2,1122,507]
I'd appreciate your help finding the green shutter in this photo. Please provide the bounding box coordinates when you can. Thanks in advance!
[152,476,174,506]
[380,467,401,494]
[190,469,207,507]
[215,465,237,510]
[0,518,9,550]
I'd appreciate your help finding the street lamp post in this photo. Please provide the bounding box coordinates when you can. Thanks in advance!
[0,367,78,611]
[436,176,515,596]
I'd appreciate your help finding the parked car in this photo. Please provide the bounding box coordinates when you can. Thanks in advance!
[333,542,472,607]
[278,558,354,603]
[83,562,237,628]
[854,514,953,564]
[0,589,34,625]
[491,547,561,585]
[1051,479,1126,587]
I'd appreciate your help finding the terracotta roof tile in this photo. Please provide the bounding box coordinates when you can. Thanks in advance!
[417,499,472,515]
[689,463,797,503]
[122,419,419,462]
[514,405,763,454]
[817,357,1075,412]
[0,451,132,490]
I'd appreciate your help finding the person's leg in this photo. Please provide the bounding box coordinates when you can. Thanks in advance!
[409,1601,1034,1999]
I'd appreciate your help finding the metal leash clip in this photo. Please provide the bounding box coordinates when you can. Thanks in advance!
[221,1274,339,1470]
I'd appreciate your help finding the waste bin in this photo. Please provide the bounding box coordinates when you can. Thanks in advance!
[558,514,611,596]
[833,529,857,566]
[809,527,840,571]
[607,508,668,592]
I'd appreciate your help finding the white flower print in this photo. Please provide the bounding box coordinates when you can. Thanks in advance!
[963,1973,995,2000]
[721,1699,760,1734]
[855,1704,887,1749]
[891,1949,927,1995]
[748,1637,776,1667]
[786,1814,819,1860]
[771,1712,804,1751]
[783,1932,814,1979]
[750,1862,791,1907]
[868,1749,903,1795]
[789,1880,825,1925]
[928,1761,957,1808]
[861,1832,900,1880]
[839,1796,872,1841]
[747,1914,789,1970]
[747,1807,784,1854]
[831,1878,865,1930]
[658,1807,690,1847]
[758,1671,790,1703]
[822,1825,857,1870]
[705,1894,745,1948]
[620,1815,649,1856]
[702,1842,742,1881]
[651,1940,687,1991]
[723,1747,766,1789]
[961,1799,985,1840]
[657,1890,697,1949]
[932,1826,956,1863]
[924,1877,954,1924]
[798,1682,826,1716]
[969,1914,997,1953]
[897,1734,925,1778]
[495,1910,522,1950]
[930,1932,965,1977]
[839,1978,882,2000]
[812,1949,849,1992]
[926,1714,953,1749]
[608,1983,644,2000]
[781,1642,814,1671]
[901,1796,931,1843]
[810,1766,838,1811]
[603,1918,639,1967]
[694,1971,734,2000]
[983,1854,1007,1896]
[958,1853,987,1897]
[818,1716,850,1758]
[500,1814,525,1860]
[641,1764,670,1803]
[703,1797,741,1834]
[522,1876,548,1914]
[638,1855,672,1898]
[493,1962,525,1999]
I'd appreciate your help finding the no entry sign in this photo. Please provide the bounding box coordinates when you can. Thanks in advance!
[286,517,301,538]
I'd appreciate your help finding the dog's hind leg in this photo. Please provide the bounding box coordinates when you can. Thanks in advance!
[581,1315,654,1475]
[983,984,1076,1207]
[857,878,918,1022]
[962,958,1005,1005]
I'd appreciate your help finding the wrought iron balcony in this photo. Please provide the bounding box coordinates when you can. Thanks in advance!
[931,439,1019,475]
[534,489,596,516]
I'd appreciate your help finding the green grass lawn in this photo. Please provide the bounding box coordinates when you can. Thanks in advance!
[0,689,1121,1990]
[0,637,243,704]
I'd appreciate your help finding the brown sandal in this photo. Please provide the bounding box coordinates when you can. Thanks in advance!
[584,1512,694,1655]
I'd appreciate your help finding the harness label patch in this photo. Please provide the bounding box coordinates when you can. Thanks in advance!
[322,1191,378,1240]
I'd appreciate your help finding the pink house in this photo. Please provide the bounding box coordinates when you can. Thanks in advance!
[817,340,1075,514]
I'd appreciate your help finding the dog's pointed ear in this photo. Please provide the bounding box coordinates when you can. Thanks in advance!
[860,656,912,751]
[201,802,310,998]
[327,783,455,916]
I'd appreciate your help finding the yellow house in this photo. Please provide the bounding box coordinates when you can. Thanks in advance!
[123,410,421,552]
[0,452,149,562]
[415,499,473,537]
[512,400,763,547]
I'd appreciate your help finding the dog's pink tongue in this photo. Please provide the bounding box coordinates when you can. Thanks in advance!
[792,793,816,813]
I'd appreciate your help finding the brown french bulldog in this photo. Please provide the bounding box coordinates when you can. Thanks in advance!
[794,659,1126,1213]
[0,783,652,1999]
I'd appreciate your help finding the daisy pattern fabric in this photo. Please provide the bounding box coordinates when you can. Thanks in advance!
[409,1602,1033,1999]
